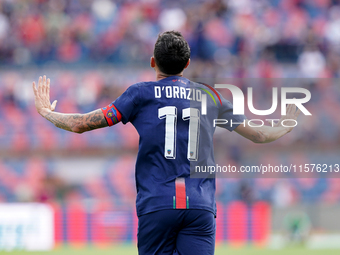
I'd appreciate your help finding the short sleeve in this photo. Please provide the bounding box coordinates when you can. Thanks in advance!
[112,84,141,124]
[217,95,247,132]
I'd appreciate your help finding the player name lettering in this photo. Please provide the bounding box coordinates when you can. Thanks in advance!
[154,86,202,102]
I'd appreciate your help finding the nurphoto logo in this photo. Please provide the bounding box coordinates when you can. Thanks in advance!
[200,84,312,128]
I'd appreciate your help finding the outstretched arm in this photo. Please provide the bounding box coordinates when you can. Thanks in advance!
[41,109,108,134]
[33,75,108,134]
[234,104,301,143]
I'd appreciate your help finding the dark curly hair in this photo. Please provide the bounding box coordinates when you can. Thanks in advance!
[153,31,191,75]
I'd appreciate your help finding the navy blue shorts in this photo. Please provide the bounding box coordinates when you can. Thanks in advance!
[137,209,215,255]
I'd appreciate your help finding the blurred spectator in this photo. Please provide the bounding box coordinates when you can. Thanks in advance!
[0,0,338,77]
[35,175,69,203]
[298,46,326,77]
[272,180,295,208]
[284,211,311,245]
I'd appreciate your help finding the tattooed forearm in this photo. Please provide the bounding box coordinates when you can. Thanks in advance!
[45,113,75,132]
[43,109,108,133]
[82,111,108,131]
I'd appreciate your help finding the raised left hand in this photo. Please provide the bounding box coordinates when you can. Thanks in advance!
[33,75,58,115]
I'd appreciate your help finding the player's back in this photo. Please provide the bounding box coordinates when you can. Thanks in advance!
[113,76,240,216]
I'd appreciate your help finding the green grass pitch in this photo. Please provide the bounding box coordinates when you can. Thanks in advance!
[0,245,339,255]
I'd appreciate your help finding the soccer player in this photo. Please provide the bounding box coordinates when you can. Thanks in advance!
[33,31,300,255]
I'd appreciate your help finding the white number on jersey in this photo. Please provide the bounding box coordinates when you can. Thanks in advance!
[158,107,200,161]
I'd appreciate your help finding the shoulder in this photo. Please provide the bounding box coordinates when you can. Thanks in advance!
[117,83,142,106]
[125,81,158,94]
[122,81,160,105]
[125,81,156,93]
[192,81,229,105]
[131,81,157,88]
[126,82,142,90]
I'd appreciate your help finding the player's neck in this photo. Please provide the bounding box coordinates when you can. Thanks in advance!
[156,71,184,81]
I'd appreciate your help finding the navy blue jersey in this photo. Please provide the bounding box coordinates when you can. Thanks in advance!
[110,76,246,216]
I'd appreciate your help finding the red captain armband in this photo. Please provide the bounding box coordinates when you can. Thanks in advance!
[101,103,122,126]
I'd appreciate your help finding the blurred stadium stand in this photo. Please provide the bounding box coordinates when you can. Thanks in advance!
[1,0,340,246]
[0,0,339,77]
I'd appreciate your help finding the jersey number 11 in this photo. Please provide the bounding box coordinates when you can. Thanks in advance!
[158,106,200,161]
